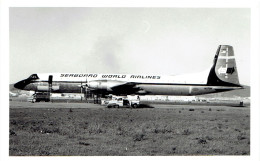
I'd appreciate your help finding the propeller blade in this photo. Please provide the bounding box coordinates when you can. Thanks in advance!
[47,75,53,102]
[48,75,53,84]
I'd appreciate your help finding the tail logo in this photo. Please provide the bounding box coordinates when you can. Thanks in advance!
[218,66,235,75]
[226,67,235,74]
[208,45,240,86]
[218,66,228,75]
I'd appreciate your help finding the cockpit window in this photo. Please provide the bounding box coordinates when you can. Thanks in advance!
[28,74,39,79]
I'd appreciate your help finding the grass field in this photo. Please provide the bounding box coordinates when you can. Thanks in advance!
[9,102,250,156]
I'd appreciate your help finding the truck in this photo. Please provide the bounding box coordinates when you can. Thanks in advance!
[27,93,50,103]
[104,96,140,108]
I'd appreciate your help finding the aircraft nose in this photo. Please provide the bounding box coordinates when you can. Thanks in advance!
[14,80,27,89]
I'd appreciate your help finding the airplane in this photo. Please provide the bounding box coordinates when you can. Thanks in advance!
[14,45,243,99]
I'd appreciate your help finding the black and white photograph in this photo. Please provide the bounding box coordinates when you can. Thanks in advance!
[1,0,260,160]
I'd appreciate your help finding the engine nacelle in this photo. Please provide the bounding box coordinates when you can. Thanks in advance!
[87,80,126,91]
[37,85,59,92]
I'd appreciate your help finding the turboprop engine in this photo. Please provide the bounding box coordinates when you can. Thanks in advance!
[87,80,126,91]
[36,85,60,92]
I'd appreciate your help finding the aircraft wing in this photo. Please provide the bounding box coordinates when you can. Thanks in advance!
[86,80,146,95]
[110,82,142,95]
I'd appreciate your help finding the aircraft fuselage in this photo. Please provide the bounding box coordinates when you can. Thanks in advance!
[17,71,241,96]
[14,45,243,96]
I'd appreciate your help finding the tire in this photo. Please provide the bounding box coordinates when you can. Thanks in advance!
[132,104,138,108]
[114,105,119,108]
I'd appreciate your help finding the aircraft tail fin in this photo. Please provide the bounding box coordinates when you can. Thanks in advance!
[207,45,241,87]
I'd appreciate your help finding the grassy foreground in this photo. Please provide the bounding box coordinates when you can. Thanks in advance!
[9,103,250,156]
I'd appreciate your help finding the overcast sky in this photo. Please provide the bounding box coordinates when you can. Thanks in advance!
[9,8,250,85]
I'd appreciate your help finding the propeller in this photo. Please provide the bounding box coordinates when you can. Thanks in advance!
[81,77,90,100]
[84,78,95,101]
[80,81,87,101]
[48,75,53,101]
[80,82,83,101]
[77,76,90,100]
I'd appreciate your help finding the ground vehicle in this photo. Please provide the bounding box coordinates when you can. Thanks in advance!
[105,97,140,108]
[27,93,50,103]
